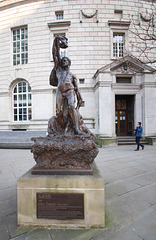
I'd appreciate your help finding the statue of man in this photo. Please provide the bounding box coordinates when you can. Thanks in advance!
[50,35,83,135]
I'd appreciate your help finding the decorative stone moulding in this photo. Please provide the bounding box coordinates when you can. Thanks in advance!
[80,10,98,23]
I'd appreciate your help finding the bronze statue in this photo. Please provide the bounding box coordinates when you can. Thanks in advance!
[49,35,83,135]
[31,35,98,175]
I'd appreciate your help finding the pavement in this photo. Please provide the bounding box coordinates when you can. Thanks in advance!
[0,145,156,240]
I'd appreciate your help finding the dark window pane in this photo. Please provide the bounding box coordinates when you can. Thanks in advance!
[17,41,20,47]
[14,109,17,114]
[14,86,17,93]
[14,95,17,100]
[23,115,27,121]
[23,108,27,114]
[18,86,22,93]
[79,79,85,84]
[116,77,131,83]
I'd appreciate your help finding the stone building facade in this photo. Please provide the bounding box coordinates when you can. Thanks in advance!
[0,0,156,141]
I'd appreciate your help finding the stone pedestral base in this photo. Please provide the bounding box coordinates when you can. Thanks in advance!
[17,163,105,228]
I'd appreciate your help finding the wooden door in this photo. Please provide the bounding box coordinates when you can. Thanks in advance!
[115,110,127,136]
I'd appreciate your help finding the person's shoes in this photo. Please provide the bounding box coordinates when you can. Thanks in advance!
[134,149,139,151]
[142,146,144,150]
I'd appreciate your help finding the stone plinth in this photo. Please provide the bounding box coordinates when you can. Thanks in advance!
[17,163,105,228]
[146,137,156,145]
[95,135,118,148]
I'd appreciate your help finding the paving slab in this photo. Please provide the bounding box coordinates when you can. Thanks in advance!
[7,213,34,239]
[0,145,156,240]
[49,229,104,240]
[92,227,143,240]
[130,208,156,240]
[0,187,17,202]
[107,179,141,196]
[0,199,15,219]
[11,229,51,240]
[130,170,156,186]
[0,217,10,240]
[103,172,127,185]
[107,194,150,217]
[126,184,156,205]
[119,167,148,178]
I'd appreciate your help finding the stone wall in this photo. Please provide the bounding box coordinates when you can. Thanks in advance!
[0,0,155,133]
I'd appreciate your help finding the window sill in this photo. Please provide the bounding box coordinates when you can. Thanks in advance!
[12,64,28,69]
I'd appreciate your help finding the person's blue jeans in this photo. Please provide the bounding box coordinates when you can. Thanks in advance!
[136,137,143,150]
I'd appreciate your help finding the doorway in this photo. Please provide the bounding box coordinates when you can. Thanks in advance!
[115,95,134,136]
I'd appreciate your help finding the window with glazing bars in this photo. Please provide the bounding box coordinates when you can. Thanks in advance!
[13,27,28,65]
[13,82,32,121]
[54,33,66,58]
[55,11,64,20]
[113,33,124,57]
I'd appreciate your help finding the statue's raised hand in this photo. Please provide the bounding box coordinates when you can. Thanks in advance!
[55,35,68,49]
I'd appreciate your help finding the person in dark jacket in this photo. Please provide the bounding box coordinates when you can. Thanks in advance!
[134,122,144,151]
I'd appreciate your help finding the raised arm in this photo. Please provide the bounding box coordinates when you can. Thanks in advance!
[52,35,68,70]
[52,36,61,70]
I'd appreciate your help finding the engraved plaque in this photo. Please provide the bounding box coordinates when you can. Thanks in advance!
[37,192,84,220]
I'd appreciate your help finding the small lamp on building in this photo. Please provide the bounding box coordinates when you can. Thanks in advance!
[123,64,128,71]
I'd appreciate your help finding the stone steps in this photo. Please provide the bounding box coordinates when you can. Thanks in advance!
[117,136,148,145]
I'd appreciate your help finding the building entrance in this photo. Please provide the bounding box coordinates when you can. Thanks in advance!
[115,95,134,136]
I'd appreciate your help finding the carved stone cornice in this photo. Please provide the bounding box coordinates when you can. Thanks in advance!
[48,21,71,29]
[142,82,156,88]
[112,83,141,92]
[0,0,43,11]
[108,20,131,27]
[94,81,112,91]
[93,55,156,79]
[0,91,9,96]
[79,86,94,92]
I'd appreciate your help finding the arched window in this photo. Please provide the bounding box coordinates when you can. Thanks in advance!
[13,81,32,121]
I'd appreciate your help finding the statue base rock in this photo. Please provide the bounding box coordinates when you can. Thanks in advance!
[31,133,99,175]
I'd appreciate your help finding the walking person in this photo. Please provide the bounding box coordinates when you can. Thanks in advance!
[134,122,144,151]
